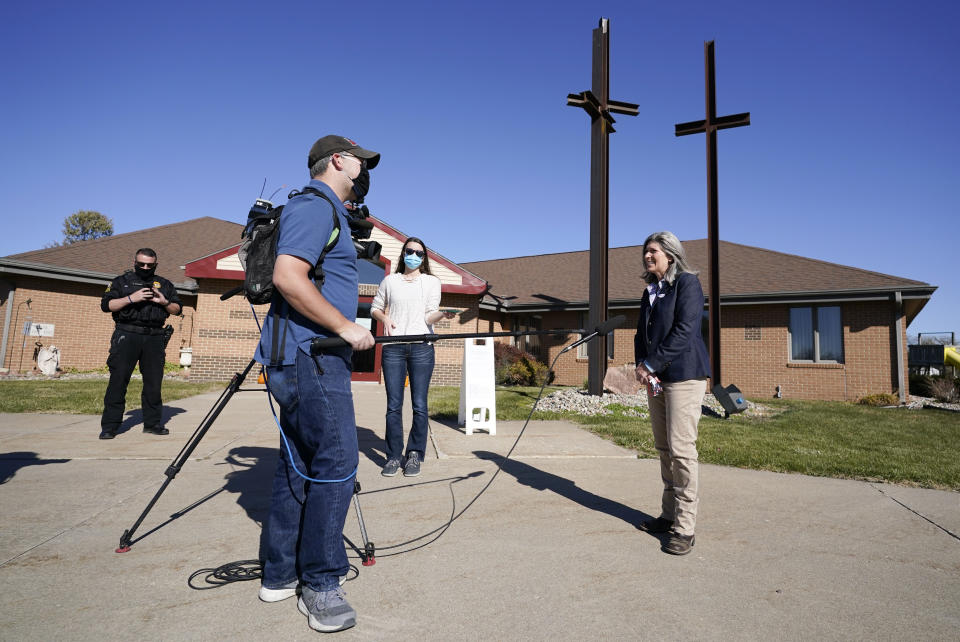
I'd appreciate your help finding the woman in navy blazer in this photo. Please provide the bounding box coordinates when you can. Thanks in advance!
[634,231,710,555]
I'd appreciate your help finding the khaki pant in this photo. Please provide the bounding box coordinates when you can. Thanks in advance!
[647,378,707,536]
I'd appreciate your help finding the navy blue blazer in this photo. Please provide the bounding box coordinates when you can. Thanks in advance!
[634,272,711,383]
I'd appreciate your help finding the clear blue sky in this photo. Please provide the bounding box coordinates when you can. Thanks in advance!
[2,0,957,338]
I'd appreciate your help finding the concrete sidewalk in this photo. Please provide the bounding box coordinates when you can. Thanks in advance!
[0,382,958,640]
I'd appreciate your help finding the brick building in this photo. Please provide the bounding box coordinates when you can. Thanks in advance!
[0,218,238,374]
[463,241,935,401]
[0,221,935,401]
[0,217,487,386]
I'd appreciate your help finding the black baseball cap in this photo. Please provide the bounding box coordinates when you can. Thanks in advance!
[307,135,380,170]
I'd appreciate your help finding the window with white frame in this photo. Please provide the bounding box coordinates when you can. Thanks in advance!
[577,312,615,360]
[789,306,843,362]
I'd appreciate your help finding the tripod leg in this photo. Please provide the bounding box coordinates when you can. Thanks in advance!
[116,358,258,552]
[352,479,375,566]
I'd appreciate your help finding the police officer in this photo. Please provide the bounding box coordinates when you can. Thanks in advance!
[99,248,181,439]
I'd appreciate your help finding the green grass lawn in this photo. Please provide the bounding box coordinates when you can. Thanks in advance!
[429,386,960,491]
[0,378,226,414]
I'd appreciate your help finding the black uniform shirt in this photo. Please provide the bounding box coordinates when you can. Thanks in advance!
[100,270,181,328]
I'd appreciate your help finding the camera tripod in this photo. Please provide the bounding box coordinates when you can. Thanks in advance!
[114,357,377,567]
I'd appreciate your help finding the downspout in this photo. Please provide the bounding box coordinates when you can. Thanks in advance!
[894,291,906,404]
[0,287,15,371]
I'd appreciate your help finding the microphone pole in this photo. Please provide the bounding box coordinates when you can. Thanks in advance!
[311,328,584,354]
[309,316,627,354]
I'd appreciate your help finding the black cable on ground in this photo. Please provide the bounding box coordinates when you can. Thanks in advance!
[188,560,261,590]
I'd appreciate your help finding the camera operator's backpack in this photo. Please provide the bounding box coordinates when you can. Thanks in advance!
[238,187,341,305]
[237,187,341,363]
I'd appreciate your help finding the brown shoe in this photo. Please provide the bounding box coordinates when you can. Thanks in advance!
[637,517,674,534]
[662,531,695,555]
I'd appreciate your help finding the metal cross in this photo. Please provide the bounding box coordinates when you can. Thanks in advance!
[567,17,639,396]
[675,40,750,386]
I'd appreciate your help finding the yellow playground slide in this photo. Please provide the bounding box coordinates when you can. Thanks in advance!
[945,345,960,369]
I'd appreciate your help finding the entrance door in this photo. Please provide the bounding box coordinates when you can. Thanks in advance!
[353,258,387,382]
[352,297,381,382]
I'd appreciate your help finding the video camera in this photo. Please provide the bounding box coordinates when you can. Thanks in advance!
[342,201,382,264]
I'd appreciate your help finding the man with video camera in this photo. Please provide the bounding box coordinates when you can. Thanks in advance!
[255,135,378,634]
[99,248,181,440]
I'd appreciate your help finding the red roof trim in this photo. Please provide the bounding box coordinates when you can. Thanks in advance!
[368,217,487,294]
[184,244,244,279]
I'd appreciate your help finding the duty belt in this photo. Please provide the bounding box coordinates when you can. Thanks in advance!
[116,323,166,336]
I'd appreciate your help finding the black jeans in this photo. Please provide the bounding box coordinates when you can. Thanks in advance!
[101,329,166,432]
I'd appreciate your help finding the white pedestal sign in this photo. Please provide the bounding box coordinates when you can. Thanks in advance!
[458,338,496,435]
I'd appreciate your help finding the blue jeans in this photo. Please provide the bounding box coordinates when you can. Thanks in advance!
[381,343,435,460]
[261,347,358,592]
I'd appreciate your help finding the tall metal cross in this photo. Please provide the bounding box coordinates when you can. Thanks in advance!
[675,40,750,386]
[567,17,638,396]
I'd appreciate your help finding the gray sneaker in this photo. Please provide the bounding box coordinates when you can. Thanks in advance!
[298,586,356,632]
[381,458,401,477]
[403,451,421,477]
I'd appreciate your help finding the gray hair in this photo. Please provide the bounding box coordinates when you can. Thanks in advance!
[309,153,334,178]
[641,230,697,285]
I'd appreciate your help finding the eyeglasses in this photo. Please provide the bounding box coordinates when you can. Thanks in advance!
[135,261,156,268]
[340,152,366,169]
[404,248,425,258]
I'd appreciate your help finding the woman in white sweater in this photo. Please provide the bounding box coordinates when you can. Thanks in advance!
[371,237,455,477]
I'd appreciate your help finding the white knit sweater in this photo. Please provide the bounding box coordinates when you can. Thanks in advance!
[371,272,441,336]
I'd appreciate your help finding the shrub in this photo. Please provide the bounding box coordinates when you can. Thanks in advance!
[857,393,899,407]
[493,341,550,386]
[501,358,550,386]
[493,341,525,370]
[929,378,959,403]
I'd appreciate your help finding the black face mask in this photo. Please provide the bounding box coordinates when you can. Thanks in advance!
[135,265,156,280]
[351,166,370,203]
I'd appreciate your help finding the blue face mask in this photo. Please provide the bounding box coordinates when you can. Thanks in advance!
[403,254,423,270]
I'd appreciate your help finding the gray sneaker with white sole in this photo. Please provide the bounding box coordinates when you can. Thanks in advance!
[298,586,356,632]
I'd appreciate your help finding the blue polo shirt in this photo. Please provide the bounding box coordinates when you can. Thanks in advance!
[255,180,358,365]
